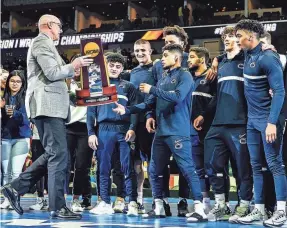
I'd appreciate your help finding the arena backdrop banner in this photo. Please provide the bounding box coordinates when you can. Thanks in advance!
[1,20,286,50]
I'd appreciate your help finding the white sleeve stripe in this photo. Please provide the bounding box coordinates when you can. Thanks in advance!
[218,76,244,83]
[117,95,129,101]
[192,92,213,98]
[243,74,267,79]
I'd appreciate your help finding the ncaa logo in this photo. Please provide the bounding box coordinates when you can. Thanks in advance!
[84,42,100,58]
[250,62,256,68]
[174,140,183,149]
[171,79,177,84]
[238,63,244,69]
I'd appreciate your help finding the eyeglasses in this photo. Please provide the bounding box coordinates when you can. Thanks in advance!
[51,22,62,29]
[9,80,22,84]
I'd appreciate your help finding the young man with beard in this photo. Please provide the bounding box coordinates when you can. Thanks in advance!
[150,25,191,217]
[113,44,207,222]
[186,47,217,215]
[87,53,139,216]
[235,19,286,227]
[203,26,253,223]
[128,39,156,213]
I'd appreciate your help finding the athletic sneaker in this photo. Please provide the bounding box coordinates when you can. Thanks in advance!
[71,199,84,212]
[238,208,266,225]
[229,205,250,223]
[0,197,10,209]
[143,199,165,219]
[207,204,231,221]
[89,201,114,215]
[29,197,48,211]
[263,210,287,227]
[126,201,139,216]
[81,197,92,210]
[187,202,208,223]
[113,197,125,213]
[177,198,189,217]
[152,200,172,216]
[137,203,146,214]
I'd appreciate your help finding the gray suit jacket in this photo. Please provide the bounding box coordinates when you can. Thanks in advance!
[25,33,74,120]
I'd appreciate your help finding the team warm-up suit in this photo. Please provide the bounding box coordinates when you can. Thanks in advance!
[87,78,138,204]
[244,43,286,205]
[204,51,253,202]
[126,67,203,201]
[152,53,189,198]
[130,62,156,161]
[189,70,217,194]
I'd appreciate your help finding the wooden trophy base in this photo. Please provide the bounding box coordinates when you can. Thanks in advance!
[76,85,118,106]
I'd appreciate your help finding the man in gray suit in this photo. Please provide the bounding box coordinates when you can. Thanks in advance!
[1,14,93,219]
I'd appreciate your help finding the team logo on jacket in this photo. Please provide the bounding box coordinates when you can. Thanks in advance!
[239,134,247,144]
[238,63,244,69]
[200,79,207,84]
[175,140,183,149]
[171,79,177,84]
[250,62,256,68]
[84,42,100,58]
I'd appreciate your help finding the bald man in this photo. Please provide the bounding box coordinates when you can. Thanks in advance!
[1,14,92,219]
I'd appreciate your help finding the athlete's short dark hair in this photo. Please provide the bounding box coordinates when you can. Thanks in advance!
[235,19,265,39]
[163,25,189,48]
[189,47,210,64]
[106,53,125,66]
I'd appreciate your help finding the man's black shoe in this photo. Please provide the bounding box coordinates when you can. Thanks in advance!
[177,198,189,217]
[1,184,23,215]
[50,205,82,220]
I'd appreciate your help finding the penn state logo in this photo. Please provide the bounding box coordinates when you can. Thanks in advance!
[171,79,176,84]
[238,63,244,69]
[130,143,136,150]
[200,79,207,85]
[174,140,183,149]
[250,62,256,68]
[239,134,247,144]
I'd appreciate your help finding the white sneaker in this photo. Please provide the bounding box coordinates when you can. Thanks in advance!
[238,208,266,224]
[127,201,138,216]
[263,210,286,227]
[71,199,84,212]
[142,199,165,218]
[187,202,208,223]
[0,197,10,209]
[90,201,114,215]
[29,197,48,211]
[113,197,125,213]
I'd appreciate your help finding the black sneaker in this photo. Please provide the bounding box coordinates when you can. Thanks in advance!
[137,203,146,214]
[177,198,189,217]
[81,197,92,210]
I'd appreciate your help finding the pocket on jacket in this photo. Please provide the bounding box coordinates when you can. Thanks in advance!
[44,86,64,94]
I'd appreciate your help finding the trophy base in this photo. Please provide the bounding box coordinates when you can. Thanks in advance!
[76,94,118,106]
[75,85,118,106]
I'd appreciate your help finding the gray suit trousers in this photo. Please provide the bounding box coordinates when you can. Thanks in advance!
[11,116,68,211]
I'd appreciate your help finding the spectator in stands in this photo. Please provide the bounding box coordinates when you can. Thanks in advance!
[0,69,9,97]
[149,5,159,28]
[0,70,31,209]
[178,5,184,26]
[134,14,142,29]
[122,16,132,30]
[183,5,190,26]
